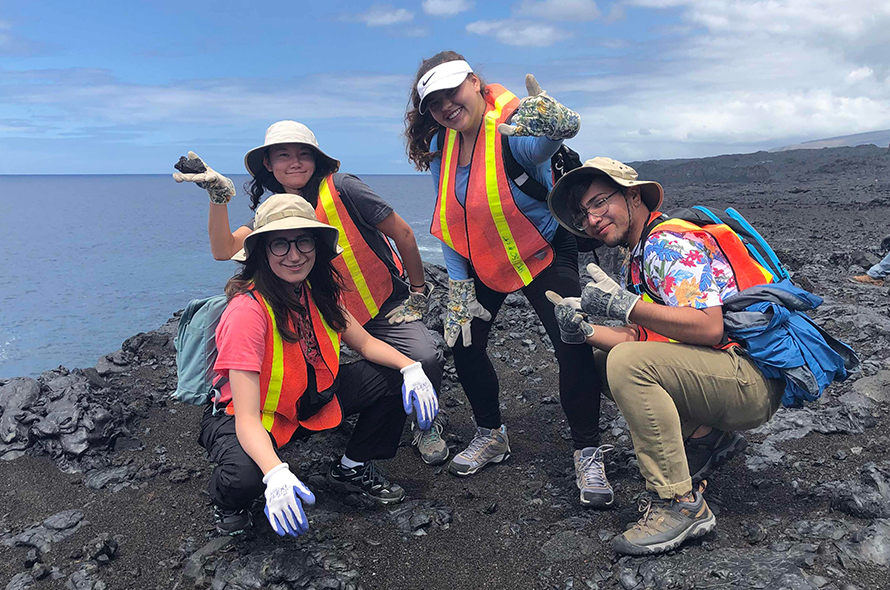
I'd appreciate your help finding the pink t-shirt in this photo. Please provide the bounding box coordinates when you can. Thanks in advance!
[212,294,268,405]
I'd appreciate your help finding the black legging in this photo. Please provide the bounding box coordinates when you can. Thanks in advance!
[451,226,602,449]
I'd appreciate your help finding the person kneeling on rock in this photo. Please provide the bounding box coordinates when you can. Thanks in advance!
[198,194,438,536]
[545,158,784,556]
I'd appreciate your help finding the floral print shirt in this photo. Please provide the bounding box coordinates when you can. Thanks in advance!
[625,230,738,309]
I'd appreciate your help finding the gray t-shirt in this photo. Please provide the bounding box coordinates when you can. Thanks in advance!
[243,173,392,230]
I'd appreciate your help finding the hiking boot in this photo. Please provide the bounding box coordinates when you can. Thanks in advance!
[611,485,716,556]
[447,425,510,477]
[851,274,885,286]
[214,507,252,536]
[412,414,449,466]
[685,429,747,482]
[327,461,406,505]
[574,445,615,508]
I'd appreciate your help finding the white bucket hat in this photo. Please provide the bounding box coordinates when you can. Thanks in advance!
[243,120,340,180]
[548,157,665,237]
[417,60,474,115]
[231,194,342,262]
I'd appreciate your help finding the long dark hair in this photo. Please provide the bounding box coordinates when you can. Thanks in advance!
[243,147,339,210]
[404,51,486,171]
[225,231,348,340]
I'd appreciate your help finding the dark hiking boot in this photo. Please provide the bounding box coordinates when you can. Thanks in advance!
[686,429,747,482]
[214,507,252,536]
[327,461,406,505]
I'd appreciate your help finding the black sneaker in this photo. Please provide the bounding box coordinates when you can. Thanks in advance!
[327,461,406,505]
[686,429,747,482]
[214,507,252,536]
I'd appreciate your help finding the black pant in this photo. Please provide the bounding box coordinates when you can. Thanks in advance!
[451,226,602,449]
[198,360,406,510]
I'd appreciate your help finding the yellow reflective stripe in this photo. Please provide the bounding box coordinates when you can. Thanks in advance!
[484,91,532,285]
[438,130,457,249]
[318,180,379,318]
[259,297,283,432]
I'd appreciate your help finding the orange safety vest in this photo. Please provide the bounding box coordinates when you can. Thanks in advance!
[430,84,554,293]
[628,211,775,346]
[314,174,405,326]
[224,289,343,446]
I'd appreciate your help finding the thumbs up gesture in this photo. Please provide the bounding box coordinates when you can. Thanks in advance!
[497,74,581,140]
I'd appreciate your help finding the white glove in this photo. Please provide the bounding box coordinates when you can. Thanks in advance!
[172,151,236,205]
[400,362,438,430]
[262,462,315,537]
[580,263,640,323]
[443,279,492,348]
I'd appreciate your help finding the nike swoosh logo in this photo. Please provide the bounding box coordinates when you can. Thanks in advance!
[421,72,434,87]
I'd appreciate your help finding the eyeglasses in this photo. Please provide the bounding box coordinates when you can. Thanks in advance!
[572,188,624,231]
[267,235,316,257]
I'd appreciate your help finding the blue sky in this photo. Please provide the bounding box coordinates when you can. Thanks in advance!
[1,0,888,174]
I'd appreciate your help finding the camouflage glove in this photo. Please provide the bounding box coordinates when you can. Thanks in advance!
[580,263,640,323]
[497,74,581,141]
[443,279,492,348]
[385,282,433,325]
[545,291,594,344]
[172,151,236,205]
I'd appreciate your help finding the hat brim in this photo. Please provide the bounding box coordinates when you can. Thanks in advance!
[548,168,664,238]
[230,218,343,262]
[243,143,340,180]
[418,71,472,114]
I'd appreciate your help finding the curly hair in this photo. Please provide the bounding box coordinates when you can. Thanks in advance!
[404,51,486,171]
[243,147,339,210]
[225,231,348,339]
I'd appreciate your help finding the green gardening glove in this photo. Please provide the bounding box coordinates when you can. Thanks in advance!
[545,290,594,344]
[443,279,492,348]
[172,151,236,205]
[497,74,581,141]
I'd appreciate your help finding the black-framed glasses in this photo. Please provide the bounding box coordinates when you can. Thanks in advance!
[572,188,624,230]
[267,235,317,257]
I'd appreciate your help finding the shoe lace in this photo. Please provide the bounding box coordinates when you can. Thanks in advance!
[360,462,387,487]
[579,444,614,488]
[412,421,444,447]
[632,480,707,529]
[462,428,497,459]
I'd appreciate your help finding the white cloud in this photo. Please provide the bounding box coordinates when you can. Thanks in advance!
[466,20,570,47]
[515,0,600,21]
[422,0,474,17]
[350,4,414,27]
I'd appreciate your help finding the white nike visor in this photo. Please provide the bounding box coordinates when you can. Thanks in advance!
[417,60,474,115]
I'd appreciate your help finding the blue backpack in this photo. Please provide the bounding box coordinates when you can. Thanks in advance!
[173,294,230,405]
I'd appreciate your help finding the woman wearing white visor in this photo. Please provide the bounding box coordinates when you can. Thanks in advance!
[404,51,612,508]
[173,122,447,467]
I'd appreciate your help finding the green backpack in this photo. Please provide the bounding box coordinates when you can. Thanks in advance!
[172,294,230,405]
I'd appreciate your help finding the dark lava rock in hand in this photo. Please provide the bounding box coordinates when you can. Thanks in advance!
[174,156,206,174]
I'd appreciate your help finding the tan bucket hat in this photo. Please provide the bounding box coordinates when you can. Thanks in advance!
[231,194,342,262]
[548,157,664,238]
[244,120,340,179]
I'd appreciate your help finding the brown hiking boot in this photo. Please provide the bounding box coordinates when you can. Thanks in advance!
[851,274,885,286]
[611,483,716,556]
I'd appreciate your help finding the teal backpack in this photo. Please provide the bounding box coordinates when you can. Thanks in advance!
[173,294,230,405]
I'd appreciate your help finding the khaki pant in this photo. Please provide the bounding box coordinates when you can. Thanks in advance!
[595,342,783,499]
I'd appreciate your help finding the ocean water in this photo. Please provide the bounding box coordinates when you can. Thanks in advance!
[0,174,442,379]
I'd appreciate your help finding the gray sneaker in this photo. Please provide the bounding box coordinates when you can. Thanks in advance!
[447,425,510,476]
[412,416,449,466]
[574,445,614,508]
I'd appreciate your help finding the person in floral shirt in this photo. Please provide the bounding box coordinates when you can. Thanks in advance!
[545,157,785,557]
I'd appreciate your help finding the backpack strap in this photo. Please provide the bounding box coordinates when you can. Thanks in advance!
[501,133,549,202]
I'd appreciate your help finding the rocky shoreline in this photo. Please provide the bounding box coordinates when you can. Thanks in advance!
[2,144,890,589]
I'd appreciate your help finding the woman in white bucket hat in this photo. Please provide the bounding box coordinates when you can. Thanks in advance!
[174,121,448,466]
[200,194,439,536]
[404,51,612,509]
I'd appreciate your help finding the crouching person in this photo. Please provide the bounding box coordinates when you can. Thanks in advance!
[545,158,784,555]
[199,194,438,536]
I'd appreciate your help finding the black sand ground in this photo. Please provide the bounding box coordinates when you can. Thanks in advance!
[2,144,890,590]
